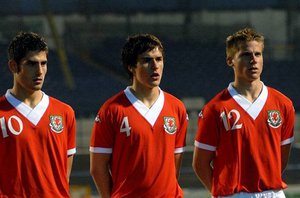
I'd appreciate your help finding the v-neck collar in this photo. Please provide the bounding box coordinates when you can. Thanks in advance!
[124,87,164,126]
[5,90,49,126]
[228,82,268,120]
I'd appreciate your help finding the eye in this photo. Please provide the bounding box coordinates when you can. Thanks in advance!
[155,57,163,62]
[254,52,262,57]
[143,57,152,63]
[41,61,47,66]
[27,60,37,67]
[240,52,251,57]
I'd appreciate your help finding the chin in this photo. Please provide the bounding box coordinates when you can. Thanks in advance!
[33,86,43,91]
[150,83,160,88]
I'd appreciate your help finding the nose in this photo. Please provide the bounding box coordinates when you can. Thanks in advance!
[151,59,160,70]
[36,63,43,74]
[250,53,257,64]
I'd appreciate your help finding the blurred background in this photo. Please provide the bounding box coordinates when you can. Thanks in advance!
[0,0,299,197]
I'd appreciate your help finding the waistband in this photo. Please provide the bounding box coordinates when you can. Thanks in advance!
[214,189,285,198]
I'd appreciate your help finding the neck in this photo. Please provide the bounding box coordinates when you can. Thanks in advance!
[10,87,43,108]
[129,85,160,108]
[232,80,263,103]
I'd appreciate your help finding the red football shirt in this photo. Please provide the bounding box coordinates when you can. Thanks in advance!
[90,87,188,198]
[195,83,294,196]
[0,90,76,198]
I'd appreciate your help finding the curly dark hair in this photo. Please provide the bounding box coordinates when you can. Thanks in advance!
[121,33,164,80]
[8,31,48,65]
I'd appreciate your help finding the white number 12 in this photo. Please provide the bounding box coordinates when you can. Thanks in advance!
[220,109,242,131]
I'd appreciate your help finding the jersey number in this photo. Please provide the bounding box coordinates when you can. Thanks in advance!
[120,116,131,137]
[0,116,24,138]
[220,109,242,131]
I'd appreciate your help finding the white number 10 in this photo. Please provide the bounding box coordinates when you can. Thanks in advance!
[0,116,24,138]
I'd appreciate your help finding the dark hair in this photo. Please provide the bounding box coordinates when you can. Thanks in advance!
[8,31,48,65]
[121,33,164,79]
[226,27,264,59]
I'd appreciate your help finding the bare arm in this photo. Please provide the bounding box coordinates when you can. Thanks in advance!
[67,155,74,183]
[90,153,112,198]
[281,144,292,173]
[174,153,183,179]
[192,147,215,192]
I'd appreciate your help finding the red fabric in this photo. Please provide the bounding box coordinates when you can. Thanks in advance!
[0,95,76,198]
[90,90,188,198]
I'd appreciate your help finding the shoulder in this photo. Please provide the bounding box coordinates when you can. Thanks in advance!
[98,90,127,111]
[163,91,186,108]
[267,86,293,106]
[204,88,229,108]
[0,95,8,109]
[0,95,6,103]
[49,96,74,112]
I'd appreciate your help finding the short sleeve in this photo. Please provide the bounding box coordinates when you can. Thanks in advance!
[175,105,188,153]
[194,105,219,151]
[89,106,114,153]
[281,102,295,145]
[67,107,76,156]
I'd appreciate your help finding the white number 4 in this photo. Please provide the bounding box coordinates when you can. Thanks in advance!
[120,116,131,137]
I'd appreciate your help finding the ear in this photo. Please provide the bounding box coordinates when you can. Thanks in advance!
[128,65,135,75]
[128,65,133,72]
[226,57,234,67]
[8,60,18,73]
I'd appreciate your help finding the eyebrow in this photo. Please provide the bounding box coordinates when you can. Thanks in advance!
[139,55,163,59]
[26,60,48,64]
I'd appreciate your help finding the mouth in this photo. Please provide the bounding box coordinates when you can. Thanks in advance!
[151,73,160,79]
[33,77,43,84]
[248,66,258,71]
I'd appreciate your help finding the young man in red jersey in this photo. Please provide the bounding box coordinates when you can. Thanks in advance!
[90,33,188,198]
[193,27,294,198]
[0,32,76,197]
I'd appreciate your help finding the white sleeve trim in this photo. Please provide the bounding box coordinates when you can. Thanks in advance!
[174,147,186,154]
[89,147,113,153]
[194,140,216,151]
[67,148,76,156]
[281,136,295,145]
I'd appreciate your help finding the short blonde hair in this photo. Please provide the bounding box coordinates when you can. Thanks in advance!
[226,27,264,58]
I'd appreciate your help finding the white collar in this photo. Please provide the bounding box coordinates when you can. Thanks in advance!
[124,87,164,126]
[228,82,268,119]
[5,90,49,125]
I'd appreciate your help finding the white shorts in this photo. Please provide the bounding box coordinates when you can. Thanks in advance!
[214,190,285,198]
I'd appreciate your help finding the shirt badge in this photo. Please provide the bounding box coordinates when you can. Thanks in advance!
[267,110,282,128]
[49,115,64,133]
[163,116,177,134]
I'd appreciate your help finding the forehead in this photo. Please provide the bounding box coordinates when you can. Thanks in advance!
[22,50,48,60]
[139,47,163,58]
[237,40,263,51]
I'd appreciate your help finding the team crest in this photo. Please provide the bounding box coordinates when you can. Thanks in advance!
[49,115,64,133]
[267,110,282,128]
[163,117,177,134]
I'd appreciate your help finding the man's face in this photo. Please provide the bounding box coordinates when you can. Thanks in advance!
[228,41,264,83]
[14,50,48,93]
[131,47,164,90]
